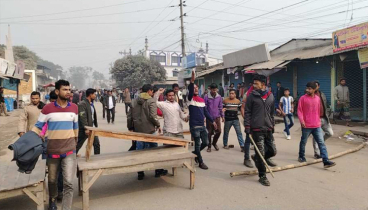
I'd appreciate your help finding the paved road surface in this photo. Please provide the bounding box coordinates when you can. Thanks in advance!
[0,103,367,210]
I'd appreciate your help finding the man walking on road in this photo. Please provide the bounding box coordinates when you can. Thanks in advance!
[222,89,244,150]
[32,79,78,210]
[18,91,45,137]
[334,78,351,126]
[100,90,107,119]
[127,84,166,180]
[188,71,216,170]
[298,81,336,169]
[0,87,9,116]
[244,75,276,186]
[76,88,100,155]
[279,88,294,140]
[154,89,187,138]
[123,87,132,115]
[204,83,224,152]
[104,90,116,124]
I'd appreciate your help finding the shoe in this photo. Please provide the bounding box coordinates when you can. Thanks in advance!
[213,144,219,151]
[324,161,336,168]
[258,175,270,186]
[244,159,254,168]
[240,146,244,152]
[48,199,57,210]
[283,131,288,138]
[223,145,230,149]
[161,169,168,176]
[266,159,277,167]
[314,154,321,159]
[57,192,63,201]
[207,147,211,152]
[287,135,291,140]
[138,172,145,180]
[199,162,209,170]
[298,157,307,163]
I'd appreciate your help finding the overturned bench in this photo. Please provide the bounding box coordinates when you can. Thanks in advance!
[78,127,195,210]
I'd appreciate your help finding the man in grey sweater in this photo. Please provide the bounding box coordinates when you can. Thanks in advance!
[334,78,351,126]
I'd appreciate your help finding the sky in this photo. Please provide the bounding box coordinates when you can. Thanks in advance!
[0,0,367,77]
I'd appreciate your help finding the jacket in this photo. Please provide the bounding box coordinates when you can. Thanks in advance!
[104,95,116,109]
[317,90,330,123]
[334,85,349,103]
[218,87,224,97]
[123,90,132,103]
[78,99,98,131]
[127,93,160,134]
[204,92,223,119]
[244,90,275,131]
[72,92,80,104]
[18,103,42,133]
[188,83,214,127]
[276,86,285,102]
[8,131,46,174]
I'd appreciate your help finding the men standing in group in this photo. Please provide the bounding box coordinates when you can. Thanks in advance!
[298,81,336,170]
[334,78,351,126]
[218,83,225,98]
[154,88,187,138]
[244,75,276,186]
[0,87,9,116]
[204,83,224,152]
[32,80,78,210]
[279,88,294,140]
[312,81,334,159]
[104,90,116,124]
[188,71,216,170]
[18,91,45,137]
[76,88,100,155]
[123,87,132,115]
[127,84,166,180]
[222,89,244,151]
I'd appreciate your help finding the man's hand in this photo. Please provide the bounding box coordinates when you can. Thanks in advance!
[290,109,294,114]
[18,132,25,137]
[158,88,165,95]
[222,108,226,113]
[213,122,218,130]
[184,116,189,123]
[129,130,134,132]
[222,117,225,122]
[301,122,306,128]
[191,70,195,83]
[156,126,162,134]
[85,130,90,136]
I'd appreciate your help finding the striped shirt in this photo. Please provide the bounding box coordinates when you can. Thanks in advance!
[32,101,78,158]
[280,96,294,115]
[223,97,241,121]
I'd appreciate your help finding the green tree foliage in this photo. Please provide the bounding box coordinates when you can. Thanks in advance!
[0,45,39,69]
[68,66,92,89]
[111,55,166,88]
[92,70,105,81]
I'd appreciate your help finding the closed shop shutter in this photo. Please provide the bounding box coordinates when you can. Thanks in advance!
[229,71,243,86]
[269,68,294,97]
[343,59,363,120]
[297,61,331,104]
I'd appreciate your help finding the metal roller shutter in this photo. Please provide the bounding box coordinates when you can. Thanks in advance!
[343,60,363,120]
[269,68,294,97]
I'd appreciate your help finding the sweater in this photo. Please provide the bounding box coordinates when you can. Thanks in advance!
[334,85,349,103]
[188,83,214,127]
[32,101,78,156]
[223,97,241,121]
[297,94,321,128]
[204,92,223,119]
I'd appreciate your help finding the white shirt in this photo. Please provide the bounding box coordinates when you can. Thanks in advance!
[178,91,183,100]
[280,96,294,114]
[182,89,187,95]
[108,96,114,109]
[156,100,186,134]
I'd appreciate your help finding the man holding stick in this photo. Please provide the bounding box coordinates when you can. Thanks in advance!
[244,75,276,186]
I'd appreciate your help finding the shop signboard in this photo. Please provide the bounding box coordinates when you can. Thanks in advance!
[183,53,196,69]
[332,21,368,53]
[358,48,368,69]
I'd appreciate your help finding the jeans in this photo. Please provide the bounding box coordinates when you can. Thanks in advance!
[313,118,334,155]
[76,131,101,155]
[223,120,244,147]
[283,113,294,135]
[252,131,277,177]
[101,102,106,118]
[299,127,329,163]
[244,133,251,160]
[190,126,209,164]
[136,139,159,175]
[164,131,185,139]
[107,107,115,123]
[48,153,77,210]
[125,102,132,115]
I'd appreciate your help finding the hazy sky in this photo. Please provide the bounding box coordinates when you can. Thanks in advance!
[0,0,367,76]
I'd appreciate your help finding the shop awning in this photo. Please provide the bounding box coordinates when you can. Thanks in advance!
[244,60,290,71]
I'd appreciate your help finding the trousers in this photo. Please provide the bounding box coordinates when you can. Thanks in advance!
[252,131,277,177]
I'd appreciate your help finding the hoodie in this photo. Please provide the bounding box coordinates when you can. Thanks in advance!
[188,83,214,127]
[204,92,223,119]
[127,92,160,134]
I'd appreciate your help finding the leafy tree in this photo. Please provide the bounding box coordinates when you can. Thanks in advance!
[0,45,39,69]
[111,55,166,88]
[68,66,92,89]
[92,71,105,81]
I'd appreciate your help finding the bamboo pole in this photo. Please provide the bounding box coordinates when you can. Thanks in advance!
[249,134,275,178]
[230,143,366,177]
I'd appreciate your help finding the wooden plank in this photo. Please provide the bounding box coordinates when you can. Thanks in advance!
[190,158,195,190]
[78,171,83,196]
[0,184,42,200]
[0,163,10,191]
[82,171,89,210]
[85,131,96,161]
[28,159,46,186]
[172,168,177,176]
[83,169,103,192]
[0,161,21,191]
[183,162,195,173]
[78,150,195,171]
[36,191,44,210]
[23,188,43,206]
[14,171,31,189]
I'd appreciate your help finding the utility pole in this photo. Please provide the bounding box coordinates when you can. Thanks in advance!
[179,0,186,57]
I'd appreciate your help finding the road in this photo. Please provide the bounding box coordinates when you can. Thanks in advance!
[0,103,367,210]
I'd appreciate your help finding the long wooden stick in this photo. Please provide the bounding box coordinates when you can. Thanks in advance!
[230,143,366,177]
[249,134,275,178]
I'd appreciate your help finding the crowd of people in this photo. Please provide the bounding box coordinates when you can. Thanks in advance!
[9,74,354,210]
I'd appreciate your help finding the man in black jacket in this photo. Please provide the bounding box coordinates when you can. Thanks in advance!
[244,75,276,186]
[104,90,116,124]
[76,88,100,155]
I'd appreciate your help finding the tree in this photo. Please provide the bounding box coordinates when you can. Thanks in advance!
[92,71,105,81]
[68,66,92,89]
[111,55,166,88]
[0,45,39,69]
